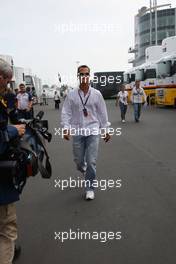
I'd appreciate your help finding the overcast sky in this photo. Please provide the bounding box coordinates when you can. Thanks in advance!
[0,0,175,85]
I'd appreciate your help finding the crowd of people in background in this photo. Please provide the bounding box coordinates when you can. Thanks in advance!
[4,79,147,123]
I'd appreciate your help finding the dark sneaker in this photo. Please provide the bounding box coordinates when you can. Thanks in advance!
[13,245,21,262]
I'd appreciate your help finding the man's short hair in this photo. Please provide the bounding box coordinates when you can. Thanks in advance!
[120,83,125,90]
[0,58,13,78]
[77,65,90,75]
[19,83,25,87]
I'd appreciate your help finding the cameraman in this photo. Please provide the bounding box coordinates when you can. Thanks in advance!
[0,59,25,264]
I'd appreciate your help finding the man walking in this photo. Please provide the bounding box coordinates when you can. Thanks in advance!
[131,80,147,122]
[116,84,128,123]
[61,65,110,200]
[42,89,47,105]
[54,91,60,109]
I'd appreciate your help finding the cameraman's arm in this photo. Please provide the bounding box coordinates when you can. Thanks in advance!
[7,124,25,139]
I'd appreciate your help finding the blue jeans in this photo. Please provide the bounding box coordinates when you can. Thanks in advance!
[72,135,100,191]
[119,102,127,120]
[133,103,142,121]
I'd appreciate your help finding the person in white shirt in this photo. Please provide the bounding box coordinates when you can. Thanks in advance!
[17,83,32,119]
[131,80,147,122]
[116,84,128,123]
[42,90,47,105]
[61,65,111,200]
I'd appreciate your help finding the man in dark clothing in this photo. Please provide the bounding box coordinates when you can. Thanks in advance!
[54,91,60,109]
[0,58,25,264]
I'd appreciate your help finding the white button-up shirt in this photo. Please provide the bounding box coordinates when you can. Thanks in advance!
[61,87,110,136]
[17,92,31,110]
[131,86,147,104]
[117,91,128,105]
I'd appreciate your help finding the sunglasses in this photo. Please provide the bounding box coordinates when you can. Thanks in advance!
[79,72,90,77]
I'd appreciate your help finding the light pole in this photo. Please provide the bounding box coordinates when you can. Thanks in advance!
[76,60,80,72]
[154,0,158,45]
[76,61,80,86]
[58,73,61,83]
[149,0,152,45]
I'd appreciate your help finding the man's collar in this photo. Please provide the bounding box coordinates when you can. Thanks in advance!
[78,87,91,97]
[78,86,91,92]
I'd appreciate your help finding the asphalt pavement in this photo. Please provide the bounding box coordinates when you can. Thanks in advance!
[16,100,176,264]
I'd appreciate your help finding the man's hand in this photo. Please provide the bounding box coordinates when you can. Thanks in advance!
[143,101,148,107]
[103,133,111,143]
[26,105,32,112]
[63,129,70,141]
[14,124,26,136]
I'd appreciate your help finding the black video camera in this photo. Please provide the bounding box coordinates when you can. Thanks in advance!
[0,111,52,193]
[18,110,52,178]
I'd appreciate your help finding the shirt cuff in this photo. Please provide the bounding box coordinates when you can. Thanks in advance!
[100,122,111,133]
